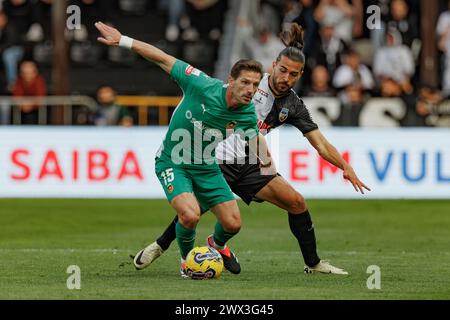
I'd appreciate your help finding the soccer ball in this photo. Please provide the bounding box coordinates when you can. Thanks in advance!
[185,246,224,280]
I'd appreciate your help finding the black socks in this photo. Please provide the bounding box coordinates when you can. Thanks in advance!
[288,210,321,267]
[156,216,178,251]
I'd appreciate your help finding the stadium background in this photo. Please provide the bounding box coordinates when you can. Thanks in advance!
[0,0,449,301]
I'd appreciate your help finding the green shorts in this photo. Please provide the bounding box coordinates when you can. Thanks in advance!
[155,156,235,212]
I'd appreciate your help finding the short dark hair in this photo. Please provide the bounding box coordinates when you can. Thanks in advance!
[230,59,263,79]
[276,23,306,65]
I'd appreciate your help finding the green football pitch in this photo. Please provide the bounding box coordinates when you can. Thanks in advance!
[0,199,449,300]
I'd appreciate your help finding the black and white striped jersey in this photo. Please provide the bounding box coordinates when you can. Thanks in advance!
[216,73,318,162]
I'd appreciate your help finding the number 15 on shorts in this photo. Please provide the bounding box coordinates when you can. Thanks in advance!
[161,168,174,186]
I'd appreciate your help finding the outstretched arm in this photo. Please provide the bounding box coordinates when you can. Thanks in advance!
[305,129,370,194]
[95,21,176,74]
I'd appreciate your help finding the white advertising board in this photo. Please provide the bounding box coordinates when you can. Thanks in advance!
[0,127,449,199]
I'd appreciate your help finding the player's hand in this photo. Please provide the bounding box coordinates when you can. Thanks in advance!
[95,21,121,46]
[343,166,371,194]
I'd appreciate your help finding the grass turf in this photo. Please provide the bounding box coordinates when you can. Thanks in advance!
[0,199,449,300]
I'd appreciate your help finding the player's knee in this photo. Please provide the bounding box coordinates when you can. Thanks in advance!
[286,192,306,214]
[179,210,200,229]
[221,214,241,233]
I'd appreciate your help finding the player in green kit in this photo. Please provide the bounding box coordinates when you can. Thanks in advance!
[95,22,268,276]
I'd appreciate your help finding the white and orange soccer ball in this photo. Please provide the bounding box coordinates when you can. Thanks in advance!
[185,246,224,280]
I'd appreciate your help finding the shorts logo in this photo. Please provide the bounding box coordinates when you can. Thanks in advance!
[167,184,174,193]
[185,65,201,76]
[279,108,289,122]
[226,121,236,130]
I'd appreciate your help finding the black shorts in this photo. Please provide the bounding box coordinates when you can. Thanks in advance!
[219,163,279,205]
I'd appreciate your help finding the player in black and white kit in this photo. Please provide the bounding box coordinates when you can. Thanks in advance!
[133,23,370,275]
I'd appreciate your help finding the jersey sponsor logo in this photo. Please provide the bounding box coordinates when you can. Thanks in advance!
[257,88,269,97]
[257,120,271,133]
[185,65,201,76]
[279,108,289,122]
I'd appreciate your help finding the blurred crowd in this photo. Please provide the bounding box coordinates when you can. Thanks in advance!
[244,0,439,126]
[0,0,450,127]
[0,0,229,125]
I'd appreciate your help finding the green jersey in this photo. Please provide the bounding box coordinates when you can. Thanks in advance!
[156,59,258,167]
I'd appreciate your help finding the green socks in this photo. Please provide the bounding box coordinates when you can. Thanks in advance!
[176,221,238,258]
[175,222,196,259]
[213,222,238,248]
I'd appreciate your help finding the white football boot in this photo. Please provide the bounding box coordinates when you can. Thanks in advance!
[133,242,164,270]
[304,260,349,275]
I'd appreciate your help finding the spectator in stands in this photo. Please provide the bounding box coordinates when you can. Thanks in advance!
[350,0,363,40]
[246,27,285,72]
[0,10,14,71]
[72,105,92,126]
[291,0,318,58]
[259,0,283,35]
[314,0,355,44]
[12,60,47,125]
[2,0,35,37]
[281,0,300,30]
[418,89,450,127]
[94,85,133,127]
[374,75,416,127]
[333,47,374,126]
[333,47,374,90]
[373,28,415,95]
[1,0,37,88]
[306,64,335,97]
[183,0,227,41]
[415,86,444,127]
[385,0,419,48]
[0,9,10,123]
[375,77,416,127]
[379,78,402,97]
[437,0,450,98]
[308,22,346,75]
[158,0,186,42]
[0,20,9,124]
[28,0,52,43]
